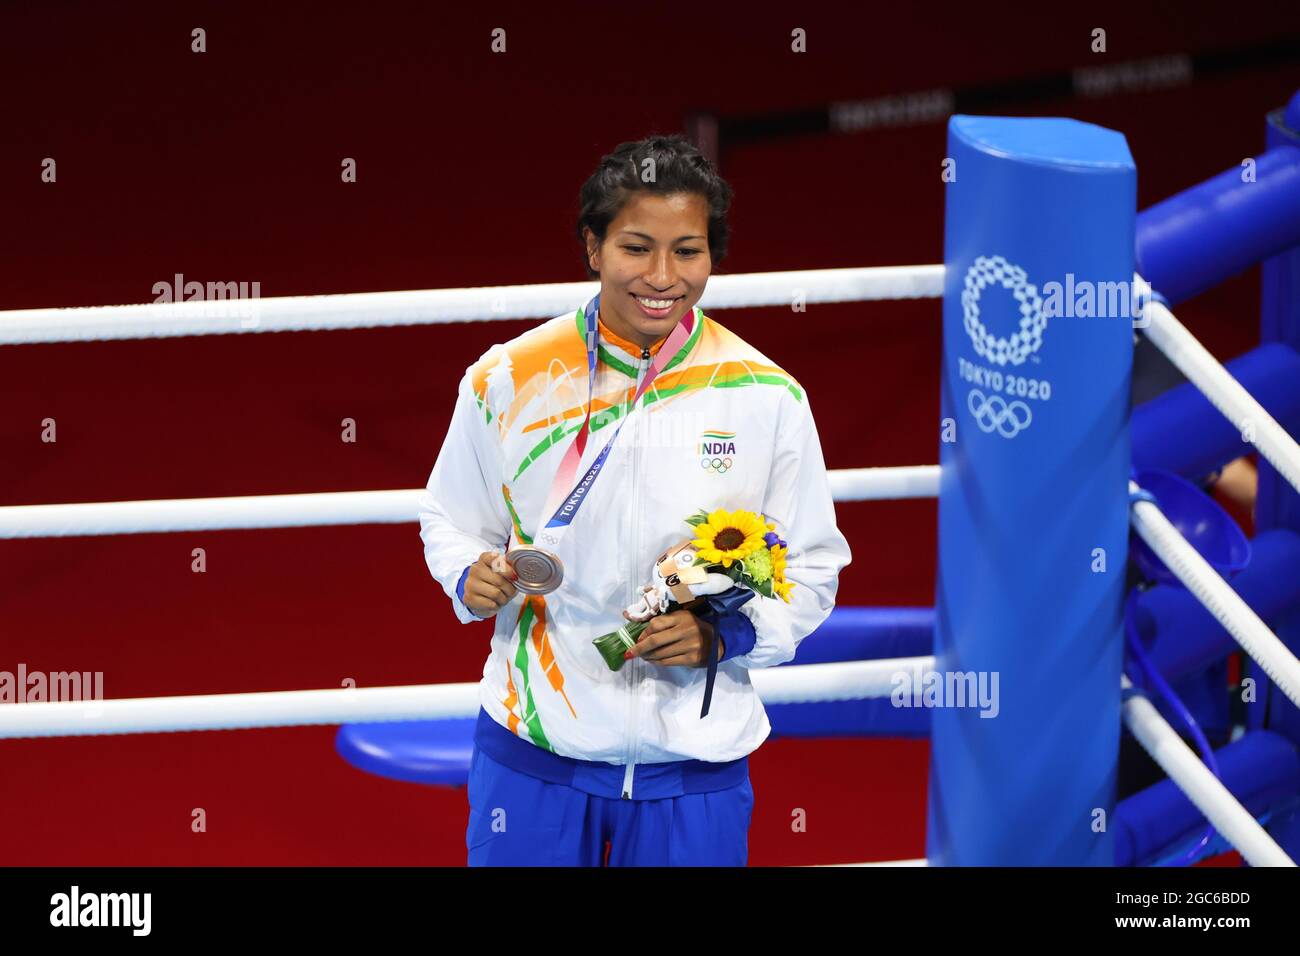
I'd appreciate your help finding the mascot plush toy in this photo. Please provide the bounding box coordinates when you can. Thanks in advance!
[594,506,791,716]
[622,540,740,622]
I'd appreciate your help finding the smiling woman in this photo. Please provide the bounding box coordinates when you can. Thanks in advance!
[416,132,851,868]
[576,135,732,349]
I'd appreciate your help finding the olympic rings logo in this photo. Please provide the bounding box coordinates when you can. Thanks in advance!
[701,456,733,474]
[962,255,1046,367]
[967,389,1032,439]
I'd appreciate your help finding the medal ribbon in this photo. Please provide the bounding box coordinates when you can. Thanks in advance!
[526,292,697,550]
[519,292,731,722]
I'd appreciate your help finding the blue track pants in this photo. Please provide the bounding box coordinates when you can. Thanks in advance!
[466,745,754,866]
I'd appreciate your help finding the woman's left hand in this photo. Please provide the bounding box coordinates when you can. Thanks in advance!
[626,609,723,667]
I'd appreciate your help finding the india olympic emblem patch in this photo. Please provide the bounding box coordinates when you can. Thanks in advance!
[698,429,736,474]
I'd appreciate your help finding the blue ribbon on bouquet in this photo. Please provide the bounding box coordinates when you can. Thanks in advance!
[692,586,756,718]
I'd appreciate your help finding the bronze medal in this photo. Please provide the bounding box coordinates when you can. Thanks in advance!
[505,544,564,594]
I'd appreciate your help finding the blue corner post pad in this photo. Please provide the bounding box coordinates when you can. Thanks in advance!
[947,115,1136,170]
[930,115,1135,866]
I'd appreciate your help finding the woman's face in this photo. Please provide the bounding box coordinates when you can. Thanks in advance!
[585,191,712,350]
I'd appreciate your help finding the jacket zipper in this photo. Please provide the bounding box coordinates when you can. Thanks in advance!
[622,346,652,799]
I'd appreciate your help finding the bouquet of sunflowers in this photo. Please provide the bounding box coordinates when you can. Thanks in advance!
[593,508,793,672]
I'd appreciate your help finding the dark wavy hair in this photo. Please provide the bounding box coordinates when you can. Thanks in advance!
[576,134,733,280]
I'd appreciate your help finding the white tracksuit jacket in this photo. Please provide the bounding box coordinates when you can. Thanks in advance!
[417,305,851,767]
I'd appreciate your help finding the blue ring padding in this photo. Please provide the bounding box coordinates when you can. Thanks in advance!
[335,717,477,787]
[1135,529,1300,686]
[1113,730,1300,866]
[1124,588,1222,863]
[335,607,941,785]
[1286,90,1300,134]
[790,606,934,664]
[1257,93,1300,830]
[769,607,936,739]
[1129,488,1158,507]
[1149,797,1300,866]
[1135,145,1300,306]
[767,698,931,739]
[1126,530,1300,742]
[1131,343,1300,480]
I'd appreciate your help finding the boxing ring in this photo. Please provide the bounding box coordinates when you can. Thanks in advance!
[3,93,1300,867]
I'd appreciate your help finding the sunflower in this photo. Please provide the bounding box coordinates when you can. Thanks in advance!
[692,508,769,568]
[770,544,795,603]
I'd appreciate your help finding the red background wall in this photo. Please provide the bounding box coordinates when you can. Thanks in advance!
[2,1,1298,865]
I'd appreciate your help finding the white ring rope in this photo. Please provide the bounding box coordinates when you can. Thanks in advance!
[822,858,930,867]
[0,683,481,739]
[2,642,1289,868]
[0,466,940,539]
[0,657,937,739]
[832,465,939,500]
[5,265,1297,870]
[0,490,421,538]
[1120,675,1295,867]
[1137,275,1300,499]
[834,673,1300,868]
[751,656,936,704]
[1130,480,1300,713]
[0,265,944,346]
[3,649,1288,867]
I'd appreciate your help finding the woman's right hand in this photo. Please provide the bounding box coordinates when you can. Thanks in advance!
[464,551,519,618]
